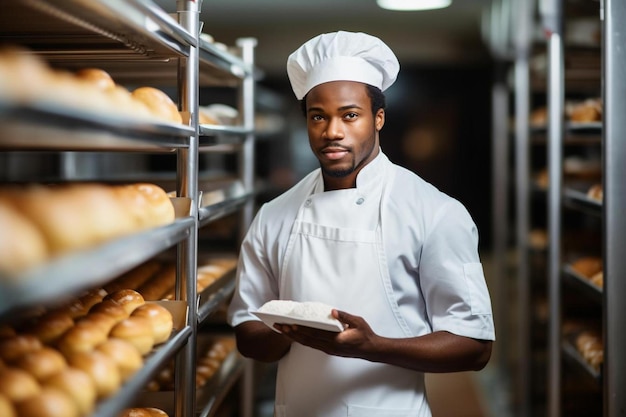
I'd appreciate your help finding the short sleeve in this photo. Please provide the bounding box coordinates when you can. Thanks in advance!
[227,206,280,327]
[419,200,495,341]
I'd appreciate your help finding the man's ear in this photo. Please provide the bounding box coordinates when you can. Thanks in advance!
[375,108,385,131]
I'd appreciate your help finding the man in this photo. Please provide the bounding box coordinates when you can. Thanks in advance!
[228,31,495,417]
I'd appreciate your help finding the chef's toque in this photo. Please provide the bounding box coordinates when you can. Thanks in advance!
[286,31,400,100]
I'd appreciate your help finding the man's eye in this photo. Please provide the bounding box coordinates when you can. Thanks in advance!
[311,115,324,121]
[345,112,358,119]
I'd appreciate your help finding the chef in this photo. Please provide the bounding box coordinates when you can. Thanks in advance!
[227,31,495,417]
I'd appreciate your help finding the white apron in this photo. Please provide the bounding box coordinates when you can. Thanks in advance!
[274,157,431,417]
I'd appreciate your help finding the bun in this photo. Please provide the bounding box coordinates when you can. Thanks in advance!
[137,264,176,301]
[0,47,55,103]
[45,367,96,416]
[146,408,169,417]
[78,288,108,312]
[88,299,129,323]
[104,289,145,315]
[571,256,603,278]
[587,183,603,202]
[14,386,79,417]
[0,367,41,402]
[104,261,161,293]
[569,98,602,123]
[74,68,115,91]
[28,311,74,345]
[112,183,175,229]
[14,347,67,382]
[131,87,182,124]
[590,271,603,288]
[96,338,143,381]
[0,199,49,274]
[66,350,121,399]
[0,335,43,362]
[109,316,154,355]
[131,303,174,344]
[0,393,16,417]
[119,408,153,417]
[57,322,108,357]
[76,312,117,334]
[4,184,135,255]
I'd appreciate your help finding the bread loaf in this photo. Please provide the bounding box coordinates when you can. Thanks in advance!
[571,256,603,278]
[74,68,116,91]
[112,183,175,229]
[0,335,42,362]
[104,289,145,316]
[109,316,154,355]
[66,350,121,399]
[45,367,97,416]
[0,183,175,271]
[131,303,173,344]
[28,311,74,345]
[3,184,135,255]
[0,367,41,402]
[88,299,129,323]
[104,261,161,293]
[14,347,67,382]
[131,87,182,124]
[14,386,79,417]
[0,199,49,275]
[57,322,108,357]
[0,393,16,417]
[95,338,143,381]
[137,264,176,301]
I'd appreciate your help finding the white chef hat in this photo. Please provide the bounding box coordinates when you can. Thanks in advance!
[287,31,400,100]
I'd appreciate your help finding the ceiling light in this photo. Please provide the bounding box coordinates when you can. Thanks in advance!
[376,0,452,11]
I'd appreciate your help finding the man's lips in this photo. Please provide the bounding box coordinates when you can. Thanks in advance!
[321,147,349,160]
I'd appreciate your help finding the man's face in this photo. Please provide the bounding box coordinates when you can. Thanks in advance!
[304,81,384,190]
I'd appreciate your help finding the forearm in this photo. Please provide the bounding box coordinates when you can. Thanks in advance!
[234,321,292,362]
[365,331,492,373]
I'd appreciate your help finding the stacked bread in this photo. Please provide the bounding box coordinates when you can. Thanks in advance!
[0,288,174,416]
[104,257,238,302]
[145,335,236,392]
[0,183,175,276]
[0,47,182,124]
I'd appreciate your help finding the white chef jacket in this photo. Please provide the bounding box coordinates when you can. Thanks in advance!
[228,150,495,342]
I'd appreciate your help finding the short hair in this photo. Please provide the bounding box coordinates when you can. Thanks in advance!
[300,84,386,117]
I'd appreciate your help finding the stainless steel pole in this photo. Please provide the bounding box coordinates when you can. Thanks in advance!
[542,0,564,414]
[602,0,626,415]
[513,0,534,414]
[176,1,200,416]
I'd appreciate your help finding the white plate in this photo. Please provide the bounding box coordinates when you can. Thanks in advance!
[252,311,344,333]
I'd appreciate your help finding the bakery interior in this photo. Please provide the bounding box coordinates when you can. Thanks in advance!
[0,0,621,416]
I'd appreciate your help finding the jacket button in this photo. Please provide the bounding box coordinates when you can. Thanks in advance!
[304,199,312,207]
[356,197,365,205]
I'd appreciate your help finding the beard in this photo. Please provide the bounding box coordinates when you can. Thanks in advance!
[321,165,355,178]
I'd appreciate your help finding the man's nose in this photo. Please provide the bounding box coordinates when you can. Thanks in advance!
[324,117,345,140]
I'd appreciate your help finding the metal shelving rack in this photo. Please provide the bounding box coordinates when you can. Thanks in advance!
[0,0,260,416]
[537,0,624,416]
[487,0,624,416]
